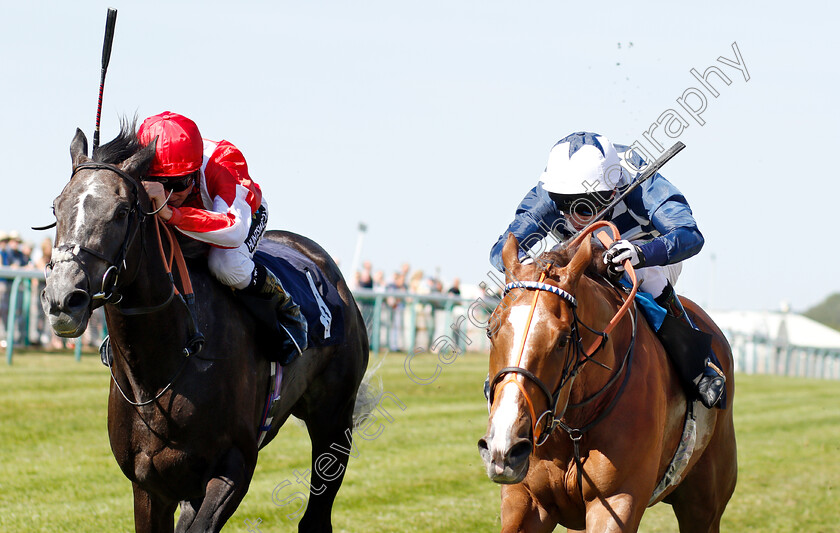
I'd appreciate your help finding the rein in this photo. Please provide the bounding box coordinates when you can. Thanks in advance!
[489,221,640,448]
[54,161,205,406]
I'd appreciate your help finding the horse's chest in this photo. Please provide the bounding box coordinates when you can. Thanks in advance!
[110,403,216,494]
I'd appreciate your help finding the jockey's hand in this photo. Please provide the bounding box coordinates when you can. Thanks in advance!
[142,181,173,221]
[603,240,646,272]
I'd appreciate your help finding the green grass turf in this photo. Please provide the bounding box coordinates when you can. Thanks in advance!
[1,351,839,531]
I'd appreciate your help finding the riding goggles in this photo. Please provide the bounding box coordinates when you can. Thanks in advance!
[150,172,196,193]
[549,191,614,219]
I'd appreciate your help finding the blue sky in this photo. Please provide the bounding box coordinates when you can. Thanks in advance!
[1,0,837,312]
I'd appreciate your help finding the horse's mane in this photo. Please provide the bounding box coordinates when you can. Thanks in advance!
[92,117,141,165]
[540,238,613,282]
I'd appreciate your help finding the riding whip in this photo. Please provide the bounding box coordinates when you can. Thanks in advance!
[93,8,118,150]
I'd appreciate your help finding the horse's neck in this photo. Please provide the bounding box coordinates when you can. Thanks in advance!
[105,220,187,366]
[123,221,176,308]
[567,277,629,406]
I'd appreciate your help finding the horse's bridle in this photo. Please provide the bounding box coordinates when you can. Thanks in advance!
[44,161,206,405]
[488,270,611,446]
[46,162,149,307]
[487,222,640,447]
[46,162,179,312]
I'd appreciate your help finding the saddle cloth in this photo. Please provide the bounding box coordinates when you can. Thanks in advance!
[253,240,345,348]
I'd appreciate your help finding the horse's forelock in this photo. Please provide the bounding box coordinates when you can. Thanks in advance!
[540,239,610,281]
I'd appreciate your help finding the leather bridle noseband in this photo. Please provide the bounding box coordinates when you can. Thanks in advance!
[47,162,148,307]
[487,223,641,448]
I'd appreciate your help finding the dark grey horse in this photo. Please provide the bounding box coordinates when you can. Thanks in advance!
[40,123,370,532]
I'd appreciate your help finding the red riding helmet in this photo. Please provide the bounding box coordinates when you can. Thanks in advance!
[137,111,204,177]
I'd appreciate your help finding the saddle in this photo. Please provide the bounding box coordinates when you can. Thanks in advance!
[245,239,345,359]
[179,232,345,364]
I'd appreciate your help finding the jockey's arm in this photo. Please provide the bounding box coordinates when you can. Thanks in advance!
[632,175,705,267]
[489,184,566,272]
[165,141,261,249]
[166,200,251,249]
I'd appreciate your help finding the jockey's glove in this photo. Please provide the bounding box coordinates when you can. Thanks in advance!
[603,239,646,272]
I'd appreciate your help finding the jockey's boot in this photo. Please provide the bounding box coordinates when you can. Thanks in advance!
[243,264,308,364]
[655,283,726,409]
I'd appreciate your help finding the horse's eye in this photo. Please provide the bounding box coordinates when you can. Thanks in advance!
[115,206,129,220]
[557,335,570,348]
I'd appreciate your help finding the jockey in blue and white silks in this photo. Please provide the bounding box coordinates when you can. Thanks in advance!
[489,131,726,409]
[490,131,703,301]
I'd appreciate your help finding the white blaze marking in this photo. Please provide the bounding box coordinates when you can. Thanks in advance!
[72,178,103,239]
[508,304,544,367]
[489,383,522,456]
[488,304,545,457]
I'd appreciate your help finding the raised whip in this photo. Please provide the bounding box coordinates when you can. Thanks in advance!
[93,8,118,149]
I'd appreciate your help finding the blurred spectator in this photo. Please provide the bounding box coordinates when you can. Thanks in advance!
[4,231,28,267]
[448,277,461,297]
[425,274,445,346]
[0,232,8,343]
[0,231,30,348]
[358,260,373,289]
[0,231,7,265]
[373,270,385,291]
[386,271,406,352]
[355,261,375,335]
[21,241,34,266]
[409,270,425,294]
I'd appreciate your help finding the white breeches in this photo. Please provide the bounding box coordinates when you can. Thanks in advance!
[208,243,256,289]
[207,201,269,289]
[631,262,683,299]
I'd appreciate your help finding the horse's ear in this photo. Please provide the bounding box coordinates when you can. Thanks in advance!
[119,137,157,179]
[566,237,593,287]
[502,233,522,275]
[70,128,89,168]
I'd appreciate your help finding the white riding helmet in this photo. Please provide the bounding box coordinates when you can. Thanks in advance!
[540,132,629,195]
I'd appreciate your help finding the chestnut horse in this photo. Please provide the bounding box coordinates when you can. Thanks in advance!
[40,126,369,532]
[478,230,737,532]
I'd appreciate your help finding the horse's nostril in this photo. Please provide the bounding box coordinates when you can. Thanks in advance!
[508,440,533,465]
[64,290,90,311]
[477,438,489,452]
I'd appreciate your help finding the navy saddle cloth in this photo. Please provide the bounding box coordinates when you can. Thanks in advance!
[253,240,344,348]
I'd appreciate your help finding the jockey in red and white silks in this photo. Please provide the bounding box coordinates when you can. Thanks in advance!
[138,111,267,290]
[139,111,306,358]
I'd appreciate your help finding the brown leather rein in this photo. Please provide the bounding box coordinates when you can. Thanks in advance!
[488,221,640,446]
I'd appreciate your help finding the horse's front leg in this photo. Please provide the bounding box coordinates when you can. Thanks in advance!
[174,499,198,533]
[499,484,557,533]
[181,446,253,533]
[132,482,177,533]
[583,493,645,533]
